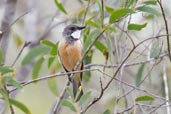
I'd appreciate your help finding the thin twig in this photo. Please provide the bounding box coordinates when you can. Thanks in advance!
[97,70,166,101]
[82,0,90,25]
[53,7,107,111]
[9,68,167,103]
[162,61,171,114]
[9,10,31,31]
[9,69,99,93]
[157,0,171,63]
[118,105,135,114]
[53,80,70,114]
[11,41,31,67]
[101,0,104,27]
[117,36,164,102]
[149,102,166,114]
[0,10,30,41]
[80,31,170,114]
[53,28,106,113]
[85,34,171,69]
[81,43,134,114]
[4,86,15,114]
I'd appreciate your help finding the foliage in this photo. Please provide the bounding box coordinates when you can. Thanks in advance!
[0,0,169,114]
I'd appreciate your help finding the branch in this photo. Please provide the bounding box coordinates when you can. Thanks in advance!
[97,70,166,101]
[80,31,171,114]
[11,41,31,67]
[118,105,135,114]
[149,102,166,114]
[0,0,17,113]
[101,0,104,27]
[53,28,106,113]
[0,10,31,39]
[53,80,70,114]
[157,0,171,63]
[117,37,164,102]
[4,86,15,114]
[162,61,171,114]
[85,33,171,69]
[82,0,90,25]
[9,69,99,93]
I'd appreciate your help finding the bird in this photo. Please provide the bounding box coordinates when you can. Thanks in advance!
[58,24,85,101]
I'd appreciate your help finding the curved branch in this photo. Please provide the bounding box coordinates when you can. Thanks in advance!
[157,0,171,62]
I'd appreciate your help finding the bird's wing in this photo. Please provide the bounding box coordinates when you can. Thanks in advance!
[58,50,69,73]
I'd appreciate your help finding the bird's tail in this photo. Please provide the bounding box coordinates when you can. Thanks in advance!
[72,64,83,102]
[72,78,83,102]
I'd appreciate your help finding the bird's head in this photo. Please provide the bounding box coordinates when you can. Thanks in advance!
[63,24,85,41]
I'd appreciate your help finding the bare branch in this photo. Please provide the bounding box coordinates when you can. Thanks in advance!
[11,41,31,67]
[118,105,135,114]
[9,69,99,93]
[149,102,166,114]
[157,0,171,63]
[82,0,90,25]
[0,0,17,113]
[97,70,166,101]
[101,0,104,27]
[53,80,70,114]
[162,61,171,114]
[80,32,171,114]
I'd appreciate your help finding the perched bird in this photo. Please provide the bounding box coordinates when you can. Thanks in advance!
[58,24,85,101]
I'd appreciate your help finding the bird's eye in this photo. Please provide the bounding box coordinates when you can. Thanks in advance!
[70,27,75,30]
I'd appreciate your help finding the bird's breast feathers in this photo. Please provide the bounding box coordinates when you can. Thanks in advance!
[58,40,82,71]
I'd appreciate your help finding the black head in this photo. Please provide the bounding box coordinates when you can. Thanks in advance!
[63,24,85,40]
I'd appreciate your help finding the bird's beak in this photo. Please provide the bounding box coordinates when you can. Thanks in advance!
[78,26,86,30]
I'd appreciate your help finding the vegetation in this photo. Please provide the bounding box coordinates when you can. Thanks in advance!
[0,0,171,114]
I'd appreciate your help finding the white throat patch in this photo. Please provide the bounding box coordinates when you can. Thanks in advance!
[71,30,81,39]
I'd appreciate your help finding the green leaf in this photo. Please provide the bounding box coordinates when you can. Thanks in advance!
[66,86,74,100]
[0,89,9,105]
[135,96,154,102]
[1,75,13,85]
[79,91,91,105]
[22,45,50,65]
[41,40,56,48]
[103,109,111,114]
[106,35,114,62]
[9,99,31,114]
[8,79,22,89]
[105,6,115,14]
[143,0,157,5]
[54,0,67,14]
[50,47,57,56]
[86,19,99,28]
[95,40,107,54]
[149,40,161,59]
[32,57,44,79]
[84,50,93,82]
[75,86,82,100]
[136,6,158,15]
[48,57,55,68]
[47,78,59,96]
[0,49,3,64]
[83,29,100,53]
[136,64,145,87]
[61,99,77,112]
[41,40,58,56]
[128,23,147,31]
[109,8,134,23]
[128,0,137,7]
[0,66,14,75]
